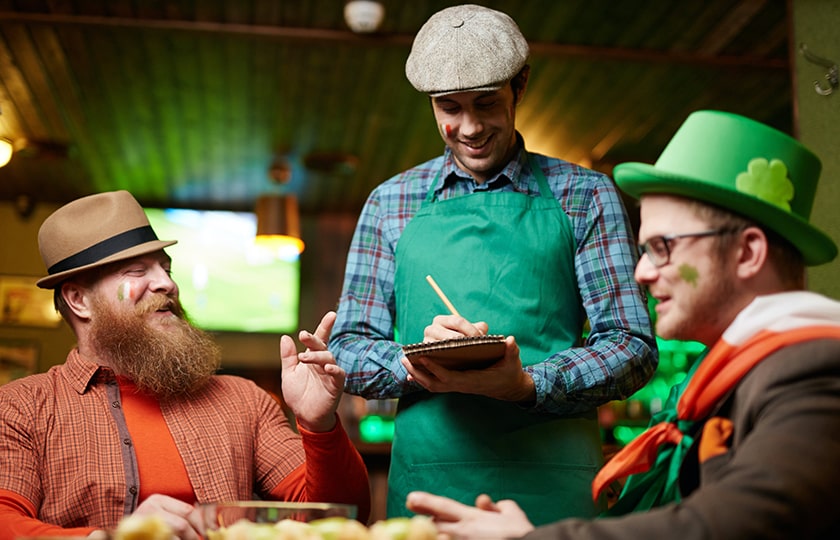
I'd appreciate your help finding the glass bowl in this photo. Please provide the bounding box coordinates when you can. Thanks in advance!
[201,501,358,529]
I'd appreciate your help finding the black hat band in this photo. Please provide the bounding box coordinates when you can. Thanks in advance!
[48,225,160,275]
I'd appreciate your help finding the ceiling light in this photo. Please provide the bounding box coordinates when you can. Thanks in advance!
[344,1,385,33]
[0,138,13,168]
[255,194,305,260]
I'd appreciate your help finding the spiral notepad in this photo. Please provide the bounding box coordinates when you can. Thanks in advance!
[402,335,506,370]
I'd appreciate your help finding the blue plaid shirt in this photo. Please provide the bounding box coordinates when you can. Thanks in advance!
[330,136,657,415]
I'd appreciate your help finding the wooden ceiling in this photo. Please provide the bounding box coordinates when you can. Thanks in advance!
[0,0,793,216]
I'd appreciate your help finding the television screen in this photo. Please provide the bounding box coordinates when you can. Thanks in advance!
[144,208,300,334]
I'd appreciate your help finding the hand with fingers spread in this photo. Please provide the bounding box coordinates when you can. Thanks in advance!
[280,311,345,433]
[406,491,534,540]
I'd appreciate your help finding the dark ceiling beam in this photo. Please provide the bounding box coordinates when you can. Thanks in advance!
[0,11,787,70]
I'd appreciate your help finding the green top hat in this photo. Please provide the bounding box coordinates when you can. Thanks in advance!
[614,110,837,266]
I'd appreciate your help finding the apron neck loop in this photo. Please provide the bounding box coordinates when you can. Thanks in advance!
[424,151,552,204]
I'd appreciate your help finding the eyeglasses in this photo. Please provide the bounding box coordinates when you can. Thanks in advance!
[638,229,738,267]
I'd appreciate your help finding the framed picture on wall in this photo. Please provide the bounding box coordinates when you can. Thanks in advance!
[0,275,62,328]
[0,339,38,386]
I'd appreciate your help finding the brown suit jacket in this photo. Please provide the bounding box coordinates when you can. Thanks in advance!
[524,338,840,540]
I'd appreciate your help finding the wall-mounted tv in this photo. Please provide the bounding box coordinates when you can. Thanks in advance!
[144,208,299,334]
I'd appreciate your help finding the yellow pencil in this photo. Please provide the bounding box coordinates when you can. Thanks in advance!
[425,274,462,317]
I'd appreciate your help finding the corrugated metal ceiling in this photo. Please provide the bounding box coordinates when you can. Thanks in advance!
[0,0,792,215]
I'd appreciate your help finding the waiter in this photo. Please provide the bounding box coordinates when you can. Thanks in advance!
[329,4,657,525]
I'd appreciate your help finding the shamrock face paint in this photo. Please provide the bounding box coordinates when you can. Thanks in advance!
[678,264,700,287]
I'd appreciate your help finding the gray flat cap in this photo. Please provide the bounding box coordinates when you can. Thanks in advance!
[406,4,529,97]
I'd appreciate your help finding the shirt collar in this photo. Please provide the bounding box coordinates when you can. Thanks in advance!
[437,132,531,192]
[65,348,116,394]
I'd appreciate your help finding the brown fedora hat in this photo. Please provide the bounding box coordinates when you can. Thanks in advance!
[37,190,177,289]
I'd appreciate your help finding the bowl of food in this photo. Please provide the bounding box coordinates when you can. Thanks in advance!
[201,501,360,539]
[115,504,437,540]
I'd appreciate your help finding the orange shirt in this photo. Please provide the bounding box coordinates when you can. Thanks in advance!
[0,349,370,538]
[119,378,195,504]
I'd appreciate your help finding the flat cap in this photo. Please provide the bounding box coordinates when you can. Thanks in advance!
[405,4,529,97]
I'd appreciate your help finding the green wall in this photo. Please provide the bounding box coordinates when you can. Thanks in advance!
[794,0,840,299]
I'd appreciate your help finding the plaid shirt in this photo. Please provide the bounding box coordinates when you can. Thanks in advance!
[330,136,657,415]
[0,349,369,532]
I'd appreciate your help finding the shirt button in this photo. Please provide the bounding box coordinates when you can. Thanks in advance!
[129,486,138,495]
[123,438,132,446]
[112,401,120,408]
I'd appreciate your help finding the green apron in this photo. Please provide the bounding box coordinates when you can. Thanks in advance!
[388,155,604,525]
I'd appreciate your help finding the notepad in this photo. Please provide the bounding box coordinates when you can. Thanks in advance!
[402,335,506,370]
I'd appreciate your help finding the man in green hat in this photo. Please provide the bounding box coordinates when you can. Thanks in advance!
[404,110,840,539]
[329,4,657,524]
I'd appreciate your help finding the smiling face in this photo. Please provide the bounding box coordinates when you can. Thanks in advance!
[634,195,743,346]
[87,250,183,324]
[79,251,220,396]
[431,83,521,184]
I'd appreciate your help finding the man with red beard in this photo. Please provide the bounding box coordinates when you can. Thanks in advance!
[0,190,370,539]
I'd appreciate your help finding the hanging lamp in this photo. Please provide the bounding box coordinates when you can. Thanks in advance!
[255,193,305,259]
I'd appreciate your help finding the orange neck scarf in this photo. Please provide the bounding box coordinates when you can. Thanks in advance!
[592,292,840,502]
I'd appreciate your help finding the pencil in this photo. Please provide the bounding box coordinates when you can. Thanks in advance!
[425,274,461,317]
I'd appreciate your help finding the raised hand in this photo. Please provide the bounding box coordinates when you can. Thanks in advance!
[280,311,345,432]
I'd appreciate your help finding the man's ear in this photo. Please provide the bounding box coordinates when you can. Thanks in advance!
[60,281,94,320]
[735,226,768,280]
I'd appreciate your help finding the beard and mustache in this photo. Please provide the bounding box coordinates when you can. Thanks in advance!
[88,291,221,399]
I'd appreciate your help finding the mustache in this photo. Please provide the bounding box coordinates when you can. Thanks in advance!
[135,294,184,318]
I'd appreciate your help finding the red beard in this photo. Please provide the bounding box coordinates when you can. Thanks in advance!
[88,292,221,398]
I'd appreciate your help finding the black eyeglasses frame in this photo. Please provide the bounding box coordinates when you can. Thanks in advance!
[638,228,740,267]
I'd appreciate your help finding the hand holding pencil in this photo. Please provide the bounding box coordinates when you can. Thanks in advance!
[424,275,488,338]
[398,275,504,372]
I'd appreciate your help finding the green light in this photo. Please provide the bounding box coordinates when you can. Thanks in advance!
[656,337,705,356]
[359,414,395,444]
[651,376,669,397]
[613,425,647,446]
[670,372,687,386]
